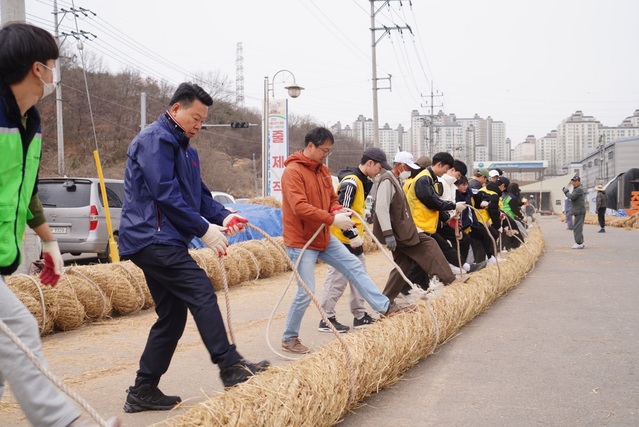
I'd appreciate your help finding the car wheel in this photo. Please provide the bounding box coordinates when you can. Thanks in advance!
[98,233,119,263]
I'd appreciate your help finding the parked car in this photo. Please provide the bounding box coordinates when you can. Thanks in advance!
[210,191,236,204]
[38,177,124,261]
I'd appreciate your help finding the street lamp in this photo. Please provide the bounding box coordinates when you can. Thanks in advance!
[262,70,304,197]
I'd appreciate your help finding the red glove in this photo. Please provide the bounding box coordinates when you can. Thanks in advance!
[448,217,461,231]
[39,253,60,286]
[222,214,248,236]
[330,204,344,213]
[500,212,507,220]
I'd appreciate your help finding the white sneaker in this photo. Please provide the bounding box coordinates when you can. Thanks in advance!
[571,243,585,249]
[487,256,497,266]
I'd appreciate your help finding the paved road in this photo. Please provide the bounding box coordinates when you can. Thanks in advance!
[340,216,639,426]
[2,216,637,426]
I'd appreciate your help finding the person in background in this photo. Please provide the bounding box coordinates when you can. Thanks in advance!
[0,22,120,427]
[501,181,525,250]
[564,196,573,230]
[563,176,586,249]
[119,82,269,413]
[595,185,607,233]
[374,152,456,302]
[401,155,432,292]
[406,152,484,273]
[488,169,500,183]
[475,175,509,257]
[468,168,489,192]
[455,176,499,265]
[280,127,407,354]
[319,147,391,333]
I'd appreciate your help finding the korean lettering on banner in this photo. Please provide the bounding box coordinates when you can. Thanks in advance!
[267,99,288,201]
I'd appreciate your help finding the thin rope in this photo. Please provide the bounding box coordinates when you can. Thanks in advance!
[218,256,235,345]
[65,267,109,319]
[244,223,358,405]
[15,274,47,334]
[0,316,110,427]
[234,245,261,281]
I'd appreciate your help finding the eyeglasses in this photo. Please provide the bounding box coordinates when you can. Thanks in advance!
[317,146,332,157]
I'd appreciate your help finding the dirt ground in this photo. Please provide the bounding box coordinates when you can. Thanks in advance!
[0,248,395,426]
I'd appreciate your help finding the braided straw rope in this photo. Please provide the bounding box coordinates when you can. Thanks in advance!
[164,226,544,427]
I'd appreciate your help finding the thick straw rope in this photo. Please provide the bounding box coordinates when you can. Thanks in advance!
[243,223,358,404]
[164,226,544,427]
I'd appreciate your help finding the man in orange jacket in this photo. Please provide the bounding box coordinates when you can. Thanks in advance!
[280,127,406,354]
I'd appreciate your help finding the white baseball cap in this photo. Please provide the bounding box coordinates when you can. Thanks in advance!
[489,169,500,178]
[393,151,420,169]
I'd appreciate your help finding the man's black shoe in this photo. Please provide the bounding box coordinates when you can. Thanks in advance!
[220,359,270,388]
[123,384,181,413]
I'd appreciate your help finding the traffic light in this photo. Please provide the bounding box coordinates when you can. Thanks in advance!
[230,122,250,128]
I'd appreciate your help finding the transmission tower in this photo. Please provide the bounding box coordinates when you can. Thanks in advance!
[235,42,245,107]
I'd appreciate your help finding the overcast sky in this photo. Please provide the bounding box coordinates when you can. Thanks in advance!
[15,0,639,147]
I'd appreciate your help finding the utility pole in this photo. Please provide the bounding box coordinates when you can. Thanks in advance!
[1,0,25,24]
[420,82,443,157]
[370,0,409,148]
[53,0,65,175]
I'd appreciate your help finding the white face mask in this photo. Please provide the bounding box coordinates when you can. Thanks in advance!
[399,170,411,180]
[38,63,56,99]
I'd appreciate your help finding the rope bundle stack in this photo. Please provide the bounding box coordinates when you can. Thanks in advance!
[582,212,639,229]
[5,236,295,335]
[164,227,544,427]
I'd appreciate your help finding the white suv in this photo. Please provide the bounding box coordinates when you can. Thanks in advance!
[38,178,124,261]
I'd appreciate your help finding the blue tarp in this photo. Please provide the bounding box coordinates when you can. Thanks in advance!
[189,203,282,248]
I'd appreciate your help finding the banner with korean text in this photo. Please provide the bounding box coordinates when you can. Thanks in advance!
[267,98,288,201]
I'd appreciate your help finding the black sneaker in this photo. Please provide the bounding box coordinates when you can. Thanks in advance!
[318,317,350,333]
[220,359,270,388]
[353,312,377,329]
[468,260,487,272]
[123,384,181,413]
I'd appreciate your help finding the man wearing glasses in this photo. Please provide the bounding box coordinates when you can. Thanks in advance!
[280,127,410,354]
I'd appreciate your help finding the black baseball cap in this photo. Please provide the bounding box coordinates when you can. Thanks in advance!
[362,147,392,170]
[571,176,581,182]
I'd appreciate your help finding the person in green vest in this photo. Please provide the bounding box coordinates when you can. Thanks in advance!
[0,23,120,427]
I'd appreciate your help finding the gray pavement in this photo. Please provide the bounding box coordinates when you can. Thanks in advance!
[340,216,639,426]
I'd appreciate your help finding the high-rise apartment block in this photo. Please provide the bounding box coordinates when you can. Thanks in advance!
[332,109,638,181]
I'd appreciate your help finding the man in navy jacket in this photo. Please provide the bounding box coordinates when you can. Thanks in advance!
[120,83,268,412]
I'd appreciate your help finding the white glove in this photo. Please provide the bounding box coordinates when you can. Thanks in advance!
[201,224,228,256]
[333,212,355,230]
[480,200,489,208]
[222,214,248,237]
[349,235,364,249]
[455,202,467,212]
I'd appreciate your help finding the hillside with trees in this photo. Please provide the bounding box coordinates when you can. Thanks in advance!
[37,54,367,198]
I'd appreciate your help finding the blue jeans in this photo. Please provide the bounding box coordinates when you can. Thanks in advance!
[283,236,390,340]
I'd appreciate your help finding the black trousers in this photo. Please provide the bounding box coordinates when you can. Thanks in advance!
[129,244,241,388]
[436,223,470,265]
[501,216,524,250]
[597,207,606,228]
[469,224,498,262]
